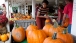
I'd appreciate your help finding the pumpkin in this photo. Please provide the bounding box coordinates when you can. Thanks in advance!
[43,23,52,37]
[27,16,31,19]
[27,15,31,19]
[0,34,1,40]
[7,32,10,39]
[1,34,8,42]
[43,33,64,43]
[14,17,19,20]
[26,24,39,37]
[49,19,64,36]
[22,16,27,19]
[45,19,50,24]
[12,24,25,42]
[62,18,69,28]
[27,30,47,43]
[57,29,74,43]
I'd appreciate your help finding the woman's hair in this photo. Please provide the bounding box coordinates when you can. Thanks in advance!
[65,0,73,2]
[59,4,64,10]
[42,0,49,5]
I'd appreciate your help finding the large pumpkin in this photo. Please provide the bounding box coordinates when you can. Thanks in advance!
[12,25,25,42]
[26,24,39,37]
[57,29,74,43]
[62,18,69,28]
[43,33,64,43]
[49,19,64,36]
[27,30,47,43]
[43,23,52,37]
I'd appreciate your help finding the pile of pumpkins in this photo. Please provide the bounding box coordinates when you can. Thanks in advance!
[0,32,10,42]
[12,19,74,43]
[13,13,32,21]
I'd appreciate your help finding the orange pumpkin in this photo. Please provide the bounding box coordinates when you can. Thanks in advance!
[27,30,47,43]
[43,33,64,43]
[12,25,25,42]
[57,29,74,43]
[49,20,64,36]
[26,24,39,37]
[45,19,50,24]
[27,15,31,19]
[22,16,27,19]
[1,34,8,42]
[7,32,10,39]
[62,18,69,28]
[43,24,52,37]
[0,34,1,40]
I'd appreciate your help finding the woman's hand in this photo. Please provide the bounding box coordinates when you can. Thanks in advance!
[45,16,49,19]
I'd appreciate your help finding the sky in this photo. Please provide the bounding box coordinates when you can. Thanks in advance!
[0,0,5,5]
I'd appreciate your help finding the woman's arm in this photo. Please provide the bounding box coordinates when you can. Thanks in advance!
[58,12,61,22]
[37,11,46,18]
[62,14,66,25]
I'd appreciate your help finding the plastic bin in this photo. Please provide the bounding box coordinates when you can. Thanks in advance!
[14,19,36,29]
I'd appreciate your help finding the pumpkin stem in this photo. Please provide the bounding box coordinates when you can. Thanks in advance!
[63,28,67,34]
[52,32,57,39]
[15,23,19,28]
[53,21,58,28]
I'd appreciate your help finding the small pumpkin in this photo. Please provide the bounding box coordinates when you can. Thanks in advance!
[7,32,10,39]
[43,33,64,43]
[1,34,8,42]
[27,15,31,19]
[45,19,50,24]
[27,30,47,43]
[12,24,25,42]
[0,34,1,40]
[62,18,69,28]
[43,23,52,37]
[26,24,39,37]
[22,16,27,18]
[57,29,74,43]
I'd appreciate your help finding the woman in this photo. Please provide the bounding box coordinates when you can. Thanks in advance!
[36,0,51,29]
[57,4,64,25]
[62,0,73,33]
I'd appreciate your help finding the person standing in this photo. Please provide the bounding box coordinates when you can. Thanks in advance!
[2,4,6,16]
[36,0,51,29]
[62,0,73,33]
[57,4,64,25]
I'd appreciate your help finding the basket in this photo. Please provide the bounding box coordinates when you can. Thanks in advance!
[0,23,11,43]
[14,19,36,29]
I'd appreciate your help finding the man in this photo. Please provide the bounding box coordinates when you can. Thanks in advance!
[62,0,73,33]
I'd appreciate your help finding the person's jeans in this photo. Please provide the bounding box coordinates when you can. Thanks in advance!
[68,24,71,33]
[58,20,62,25]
